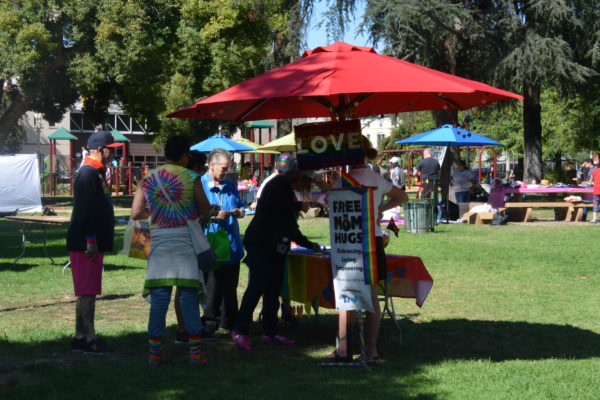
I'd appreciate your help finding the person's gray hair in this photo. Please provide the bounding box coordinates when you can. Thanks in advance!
[208,148,231,164]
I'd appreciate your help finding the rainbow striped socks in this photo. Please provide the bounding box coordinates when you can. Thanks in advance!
[188,334,207,365]
[148,337,161,365]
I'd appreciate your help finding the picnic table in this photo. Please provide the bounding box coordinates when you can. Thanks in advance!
[500,186,593,222]
[4,215,70,266]
[502,186,593,201]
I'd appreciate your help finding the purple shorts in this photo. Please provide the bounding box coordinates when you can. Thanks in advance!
[70,251,104,296]
[593,195,600,213]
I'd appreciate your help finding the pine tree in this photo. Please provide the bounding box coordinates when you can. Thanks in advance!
[358,0,598,182]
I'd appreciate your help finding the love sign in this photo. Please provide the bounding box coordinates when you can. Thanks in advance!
[295,120,364,171]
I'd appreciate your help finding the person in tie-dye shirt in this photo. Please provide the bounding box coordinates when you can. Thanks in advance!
[131,136,212,366]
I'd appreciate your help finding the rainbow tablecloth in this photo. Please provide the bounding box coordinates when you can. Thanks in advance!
[282,251,433,309]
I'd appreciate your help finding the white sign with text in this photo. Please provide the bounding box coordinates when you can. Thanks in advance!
[327,189,374,312]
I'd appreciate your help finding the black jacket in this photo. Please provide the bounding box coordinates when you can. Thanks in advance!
[66,165,115,252]
[244,173,313,251]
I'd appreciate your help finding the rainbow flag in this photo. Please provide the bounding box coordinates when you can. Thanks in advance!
[386,218,399,237]
[340,172,364,190]
[361,187,378,285]
[341,172,378,285]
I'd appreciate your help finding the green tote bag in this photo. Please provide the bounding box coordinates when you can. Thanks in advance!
[206,220,231,267]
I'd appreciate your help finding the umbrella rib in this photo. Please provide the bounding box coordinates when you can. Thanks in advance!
[289,69,336,94]
[428,93,463,109]
[238,98,269,121]
[309,96,335,110]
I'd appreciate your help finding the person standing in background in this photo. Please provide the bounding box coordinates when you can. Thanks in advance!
[201,148,245,335]
[67,130,119,354]
[131,136,213,366]
[326,135,408,362]
[415,148,440,198]
[173,150,214,343]
[588,165,600,224]
[256,153,293,200]
[79,146,89,169]
[390,156,404,188]
[232,168,321,351]
[450,160,475,203]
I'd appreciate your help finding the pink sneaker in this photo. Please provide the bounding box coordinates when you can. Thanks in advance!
[232,332,252,351]
[261,334,294,345]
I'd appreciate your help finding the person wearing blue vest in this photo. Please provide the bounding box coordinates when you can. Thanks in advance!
[200,148,245,334]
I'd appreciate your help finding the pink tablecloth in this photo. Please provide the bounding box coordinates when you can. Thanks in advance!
[499,186,593,206]
[503,187,593,195]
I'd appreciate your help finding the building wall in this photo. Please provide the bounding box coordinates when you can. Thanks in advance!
[18,105,164,173]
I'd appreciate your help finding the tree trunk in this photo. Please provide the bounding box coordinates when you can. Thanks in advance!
[432,110,459,204]
[277,119,293,137]
[0,93,29,152]
[553,151,562,174]
[523,83,542,183]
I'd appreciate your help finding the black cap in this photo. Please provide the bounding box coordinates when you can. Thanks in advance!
[87,131,119,149]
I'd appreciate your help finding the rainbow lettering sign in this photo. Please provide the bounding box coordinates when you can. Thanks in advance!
[295,120,364,171]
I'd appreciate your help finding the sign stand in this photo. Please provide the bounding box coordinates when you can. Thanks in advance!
[295,120,372,371]
[317,311,371,371]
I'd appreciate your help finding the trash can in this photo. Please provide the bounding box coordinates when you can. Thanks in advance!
[404,199,436,233]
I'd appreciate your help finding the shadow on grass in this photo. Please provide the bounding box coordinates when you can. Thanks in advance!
[0,221,127,266]
[396,317,600,362]
[0,262,39,272]
[2,316,600,399]
[0,316,435,400]
[103,263,145,271]
[0,293,137,313]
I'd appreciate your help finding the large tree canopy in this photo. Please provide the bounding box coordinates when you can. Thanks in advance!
[0,0,298,152]
[357,0,599,182]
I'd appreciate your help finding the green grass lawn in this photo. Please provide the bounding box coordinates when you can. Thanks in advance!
[1,214,599,400]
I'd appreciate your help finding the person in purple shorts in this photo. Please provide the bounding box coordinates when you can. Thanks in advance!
[66,130,119,354]
[589,165,600,224]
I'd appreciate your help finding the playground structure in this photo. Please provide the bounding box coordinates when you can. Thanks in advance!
[381,146,499,188]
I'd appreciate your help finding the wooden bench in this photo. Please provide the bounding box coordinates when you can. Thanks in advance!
[503,202,576,222]
[573,203,594,221]
[461,211,496,224]
[460,201,592,224]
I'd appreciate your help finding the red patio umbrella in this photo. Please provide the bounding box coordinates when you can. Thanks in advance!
[168,42,522,122]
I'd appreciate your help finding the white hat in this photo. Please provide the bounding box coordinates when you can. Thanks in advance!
[390,156,399,163]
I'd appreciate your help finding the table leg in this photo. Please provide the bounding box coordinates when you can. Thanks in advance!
[62,261,71,275]
[380,280,403,344]
[42,225,56,265]
[12,223,29,267]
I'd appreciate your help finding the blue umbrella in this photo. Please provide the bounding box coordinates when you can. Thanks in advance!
[396,124,503,146]
[190,135,254,152]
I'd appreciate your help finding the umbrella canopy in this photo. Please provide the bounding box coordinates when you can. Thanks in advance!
[245,120,275,128]
[111,129,130,142]
[255,132,296,152]
[169,42,522,122]
[234,137,280,154]
[190,135,255,153]
[48,127,77,141]
[396,124,503,147]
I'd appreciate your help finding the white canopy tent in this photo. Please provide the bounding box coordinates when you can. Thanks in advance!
[0,154,42,214]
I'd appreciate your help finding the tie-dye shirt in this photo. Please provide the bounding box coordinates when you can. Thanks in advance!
[142,164,199,228]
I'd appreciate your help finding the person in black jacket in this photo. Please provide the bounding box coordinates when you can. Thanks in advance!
[66,130,118,354]
[232,169,321,350]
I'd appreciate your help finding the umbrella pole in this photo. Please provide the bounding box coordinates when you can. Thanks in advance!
[69,140,73,195]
